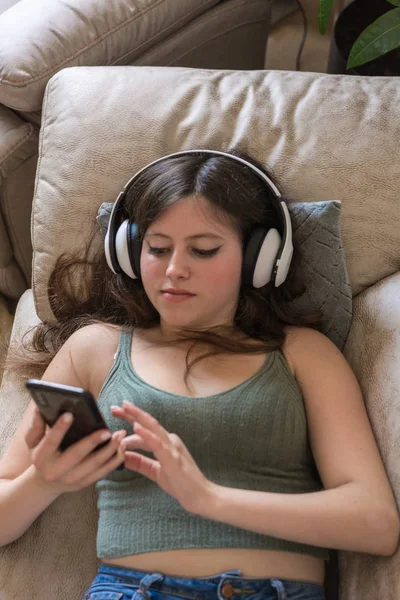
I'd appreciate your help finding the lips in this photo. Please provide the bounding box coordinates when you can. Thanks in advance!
[161,289,196,303]
[161,289,195,296]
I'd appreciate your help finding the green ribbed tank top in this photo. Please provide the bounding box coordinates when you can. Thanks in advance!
[95,328,329,561]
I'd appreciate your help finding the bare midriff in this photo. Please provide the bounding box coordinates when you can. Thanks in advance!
[103,548,325,584]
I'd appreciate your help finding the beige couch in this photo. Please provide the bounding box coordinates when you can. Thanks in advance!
[0,65,399,599]
[0,0,271,302]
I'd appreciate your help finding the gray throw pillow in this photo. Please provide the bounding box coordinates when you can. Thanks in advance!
[97,200,352,351]
[287,200,352,351]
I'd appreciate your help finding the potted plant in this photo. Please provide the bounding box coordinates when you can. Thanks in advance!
[319,0,400,75]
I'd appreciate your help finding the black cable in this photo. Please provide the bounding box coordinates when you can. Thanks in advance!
[294,0,308,71]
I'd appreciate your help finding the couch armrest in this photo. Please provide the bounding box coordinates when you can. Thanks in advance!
[0,105,37,298]
[0,0,219,112]
[340,271,400,599]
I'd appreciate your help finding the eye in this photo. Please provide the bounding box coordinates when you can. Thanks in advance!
[192,247,221,258]
[147,246,222,258]
[148,246,168,256]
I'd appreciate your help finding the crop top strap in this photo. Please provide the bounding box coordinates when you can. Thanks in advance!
[114,327,134,364]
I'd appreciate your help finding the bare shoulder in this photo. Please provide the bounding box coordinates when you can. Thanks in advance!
[70,322,120,349]
[67,323,121,397]
[66,322,120,367]
[283,324,333,348]
[282,325,343,378]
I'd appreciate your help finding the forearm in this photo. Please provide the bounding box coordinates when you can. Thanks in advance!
[0,465,62,546]
[199,482,399,556]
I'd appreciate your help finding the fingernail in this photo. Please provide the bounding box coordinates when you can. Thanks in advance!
[114,429,127,441]
[100,431,112,441]
[122,400,133,407]
[63,413,73,424]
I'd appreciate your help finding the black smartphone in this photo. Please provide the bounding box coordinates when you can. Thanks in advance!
[25,379,123,468]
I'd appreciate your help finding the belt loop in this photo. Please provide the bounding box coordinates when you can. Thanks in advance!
[271,579,287,600]
[134,572,164,599]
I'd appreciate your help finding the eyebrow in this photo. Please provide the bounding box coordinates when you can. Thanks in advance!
[145,232,225,241]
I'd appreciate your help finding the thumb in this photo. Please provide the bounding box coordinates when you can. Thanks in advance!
[25,406,47,449]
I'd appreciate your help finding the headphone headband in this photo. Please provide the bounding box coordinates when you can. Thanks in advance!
[105,149,293,287]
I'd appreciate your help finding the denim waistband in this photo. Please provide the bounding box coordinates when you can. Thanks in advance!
[95,563,325,600]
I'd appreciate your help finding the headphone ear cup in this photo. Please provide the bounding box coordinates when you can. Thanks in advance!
[242,227,281,288]
[104,227,116,274]
[115,220,138,279]
[127,221,142,279]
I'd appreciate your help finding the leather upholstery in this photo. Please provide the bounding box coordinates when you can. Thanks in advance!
[0,0,271,299]
[32,67,400,320]
[0,104,38,297]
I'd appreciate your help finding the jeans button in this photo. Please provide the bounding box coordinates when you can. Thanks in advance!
[221,583,235,598]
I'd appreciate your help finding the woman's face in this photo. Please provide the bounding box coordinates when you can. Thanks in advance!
[140,196,243,334]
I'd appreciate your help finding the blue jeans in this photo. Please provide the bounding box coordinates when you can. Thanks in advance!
[83,564,326,600]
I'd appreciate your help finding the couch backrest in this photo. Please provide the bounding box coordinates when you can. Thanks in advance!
[32,66,400,322]
[0,0,220,112]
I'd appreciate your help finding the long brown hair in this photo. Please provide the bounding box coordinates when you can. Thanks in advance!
[4,149,321,386]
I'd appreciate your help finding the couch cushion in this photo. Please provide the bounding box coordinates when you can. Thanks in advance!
[0,0,219,111]
[0,289,100,600]
[31,66,400,322]
[340,271,400,599]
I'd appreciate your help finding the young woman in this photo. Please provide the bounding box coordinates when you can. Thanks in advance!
[0,149,398,600]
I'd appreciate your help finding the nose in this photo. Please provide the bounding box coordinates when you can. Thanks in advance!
[165,249,190,280]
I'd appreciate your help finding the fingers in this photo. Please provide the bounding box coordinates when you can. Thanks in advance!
[123,449,160,482]
[29,408,128,483]
[120,433,150,452]
[81,449,127,487]
[58,429,127,485]
[131,422,166,458]
[112,403,184,461]
[112,401,170,444]
[25,406,47,449]
[55,428,124,472]
[31,412,76,464]
[36,427,127,483]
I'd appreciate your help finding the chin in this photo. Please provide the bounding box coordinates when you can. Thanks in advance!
[158,311,204,331]
[163,318,200,330]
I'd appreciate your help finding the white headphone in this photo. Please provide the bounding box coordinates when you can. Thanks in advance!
[105,150,293,288]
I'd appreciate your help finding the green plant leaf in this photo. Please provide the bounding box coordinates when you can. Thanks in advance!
[347,7,400,69]
[318,0,334,35]
[387,0,400,7]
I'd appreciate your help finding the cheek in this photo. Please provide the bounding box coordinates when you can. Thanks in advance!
[140,256,163,290]
[204,256,242,290]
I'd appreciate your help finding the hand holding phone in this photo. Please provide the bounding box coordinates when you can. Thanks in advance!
[26,379,113,451]
[25,379,126,493]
